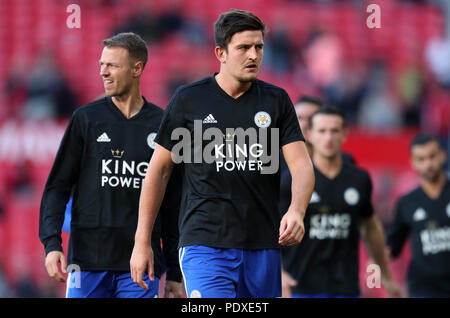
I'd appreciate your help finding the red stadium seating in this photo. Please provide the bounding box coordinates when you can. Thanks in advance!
[0,0,444,297]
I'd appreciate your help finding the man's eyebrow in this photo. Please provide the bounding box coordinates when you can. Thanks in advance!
[236,43,264,48]
[99,61,119,65]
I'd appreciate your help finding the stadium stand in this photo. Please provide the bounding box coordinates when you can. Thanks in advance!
[0,0,448,297]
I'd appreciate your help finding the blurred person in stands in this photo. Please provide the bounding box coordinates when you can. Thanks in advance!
[12,160,36,198]
[282,106,403,298]
[114,0,185,45]
[39,32,183,298]
[357,62,402,130]
[4,54,29,118]
[113,2,162,44]
[14,263,41,298]
[0,195,4,219]
[302,29,366,125]
[263,14,293,75]
[23,51,78,119]
[158,0,185,38]
[388,133,450,297]
[425,33,450,89]
[0,258,13,297]
[395,63,425,127]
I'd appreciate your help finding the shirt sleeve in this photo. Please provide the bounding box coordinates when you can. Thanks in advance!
[160,164,182,282]
[154,89,186,152]
[39,111,84,255]
[387,198,410,259]
[279,90,305,147]
[358,171,375,218]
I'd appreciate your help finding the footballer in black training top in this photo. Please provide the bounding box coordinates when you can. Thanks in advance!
[131,10,315,298]
[388,133,450,297]
[39,33,182,298]
[283,106,401,298]
[283,162,374,296]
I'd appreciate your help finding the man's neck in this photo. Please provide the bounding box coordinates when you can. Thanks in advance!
[313,153,343,179]
[421,171,447,199]
[111,86,144,119]
[215,72,252,99]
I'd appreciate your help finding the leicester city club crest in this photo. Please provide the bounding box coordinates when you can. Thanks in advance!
[254,111,271,128]
[344,187,360,206]
[147,132,157,149]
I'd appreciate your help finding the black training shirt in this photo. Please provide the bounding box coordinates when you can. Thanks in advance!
[282,162,374,296]
[155,74,304,249]
[279,152,356,217]
[39,97,182,281]
[387,179,450,297]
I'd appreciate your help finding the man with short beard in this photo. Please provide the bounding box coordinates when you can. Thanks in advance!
[388,133,450,297]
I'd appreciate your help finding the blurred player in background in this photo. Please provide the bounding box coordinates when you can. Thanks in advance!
[388,133,450,297]
[130,9,314,298]
[279,96,355,294]
[291,95,356,163]
[282,106,403,298]
[292,95,325,156]
[39,32,183,298]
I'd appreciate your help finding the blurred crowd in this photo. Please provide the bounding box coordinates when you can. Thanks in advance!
[0,0,450,297]
[3,0,449,143]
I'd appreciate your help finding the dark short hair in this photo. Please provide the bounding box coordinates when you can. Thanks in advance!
[102,32,148,68]
[309,105,346,128]
[410,132,440,151]
[295,95,325,108]
[214,9,266,50]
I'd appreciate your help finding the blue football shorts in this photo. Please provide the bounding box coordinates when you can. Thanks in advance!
[178,245,281,298]
[66,270,159,298]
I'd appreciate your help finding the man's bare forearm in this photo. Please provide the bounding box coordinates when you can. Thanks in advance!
[134,160,173,245]
[289,158,314,217]
[361,217,393,282]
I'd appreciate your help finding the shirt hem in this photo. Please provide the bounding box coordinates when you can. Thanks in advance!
[179,241,281,250]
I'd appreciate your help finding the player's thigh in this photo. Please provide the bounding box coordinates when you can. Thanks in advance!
[179,245,241,298]
[114,272,159,298]
[237,249,281,298]
[66,271,114,298]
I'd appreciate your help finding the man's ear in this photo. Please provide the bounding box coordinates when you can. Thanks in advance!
[342,126,348,143]
[439,148,447,166]
[132,61,144,78]
[215,46,227,64]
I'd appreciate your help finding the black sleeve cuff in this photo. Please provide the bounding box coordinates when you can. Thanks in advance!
[44,237,63,255]
[166,267,182,283]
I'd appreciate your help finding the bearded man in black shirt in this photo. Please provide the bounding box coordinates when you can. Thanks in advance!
[388,133,450,297]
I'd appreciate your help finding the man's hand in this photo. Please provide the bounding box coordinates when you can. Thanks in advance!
[383,279,404,298]
[130,242,154,290]
[279,209,305,246]
[282,269,297,298]
[45,251,67,283]
[164,280,185,298]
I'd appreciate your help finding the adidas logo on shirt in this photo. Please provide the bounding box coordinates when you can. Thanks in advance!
[203,114,217,124]
[97,132,111,142]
